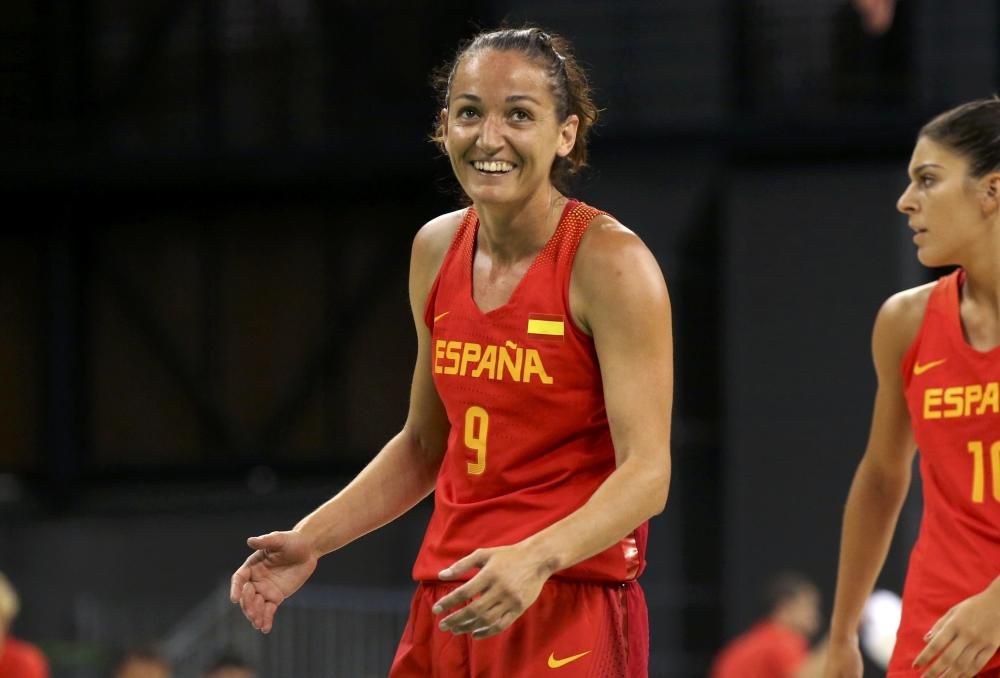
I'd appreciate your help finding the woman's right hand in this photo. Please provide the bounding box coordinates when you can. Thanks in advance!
[229,529,319,633]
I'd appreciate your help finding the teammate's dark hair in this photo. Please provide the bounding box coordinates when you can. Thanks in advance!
[431,26,598,193]
[920,96,1000,178]
[762,571,816,616]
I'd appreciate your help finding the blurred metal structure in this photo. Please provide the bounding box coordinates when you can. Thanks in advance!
[161,582,411,678]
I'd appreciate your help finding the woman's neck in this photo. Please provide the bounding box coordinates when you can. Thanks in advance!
[959,225,1000,312]
[474,186,568,265]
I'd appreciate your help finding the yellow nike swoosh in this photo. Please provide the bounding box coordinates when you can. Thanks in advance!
[547,651,591,669]
[434,311,450,323]
[913,358,947,375]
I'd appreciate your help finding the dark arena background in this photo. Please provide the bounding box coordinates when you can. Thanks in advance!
[0,1,995,676]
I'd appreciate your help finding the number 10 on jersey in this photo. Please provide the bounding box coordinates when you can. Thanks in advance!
[968,440,1000,503]
[464,406,489,475]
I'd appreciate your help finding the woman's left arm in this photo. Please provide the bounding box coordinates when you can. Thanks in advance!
[434,221,673,638]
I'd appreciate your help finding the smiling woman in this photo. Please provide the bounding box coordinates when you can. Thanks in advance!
[230,26,673,678]
[430,28,597,198]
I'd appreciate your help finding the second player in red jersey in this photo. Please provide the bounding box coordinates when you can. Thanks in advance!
[826,99,1000,678]
[229,26,673,678]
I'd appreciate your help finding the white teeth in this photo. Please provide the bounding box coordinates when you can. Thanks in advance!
[474,160,514,173]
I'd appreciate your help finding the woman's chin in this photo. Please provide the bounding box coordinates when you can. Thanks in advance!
[915,247,951,269]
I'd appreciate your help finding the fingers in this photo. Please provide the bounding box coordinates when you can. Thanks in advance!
[231,533,276,603]
[967,646,996,676]
[434,572,525,638]
[915,632,991,678]
[239,581,282,633]
[472,610,516,639]
[229,569,246,603]
[915,619,954,669]
[925,612,950,643]
[442,598,504,635]
[432,574,490,616]
[439,594,519,639]
[247,531,284,553]
[231,532,296,633]
[922,640,996,678]
[439,548,490,581]
[235,566,286,634]
[229,550,264,603]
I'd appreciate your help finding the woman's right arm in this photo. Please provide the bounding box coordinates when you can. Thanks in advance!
[824,290,926,677]
[293,213,456,553]
[230,213,459,632]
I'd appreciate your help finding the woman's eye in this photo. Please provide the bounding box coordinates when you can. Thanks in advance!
[511,110,531,122]
[920,175,934,187]
[457,108,478,119]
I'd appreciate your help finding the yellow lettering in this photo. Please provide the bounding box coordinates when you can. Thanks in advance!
[992,442,1000,502]
[444,341,461,375]
[924,388,943,419]
[472,344,497,380]
[498,344,523,382]
[434,339,555,385]
[968,440,1000,504]
[970,441,985,503]
[943,387,964,418]
[464,406,488,475]
[965,384,984,417]
[979,382,1000,415]
[523,349,553,385]
[434,339,446,374]
[459,343,481,376]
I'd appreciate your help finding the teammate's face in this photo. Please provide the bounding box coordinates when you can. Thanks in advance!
[441,49,578,206]
[783,589,821,638]
[897,136,998,268]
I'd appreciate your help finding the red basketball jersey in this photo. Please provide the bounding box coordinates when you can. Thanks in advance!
[893,269,1000,673]
[412,200,647,582]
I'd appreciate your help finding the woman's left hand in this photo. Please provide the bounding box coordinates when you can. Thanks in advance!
[431,543,552,639]
[913,585,1000,677]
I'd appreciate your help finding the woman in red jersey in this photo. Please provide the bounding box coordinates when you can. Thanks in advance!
[229,27,673,677]
[825,99,1000,678]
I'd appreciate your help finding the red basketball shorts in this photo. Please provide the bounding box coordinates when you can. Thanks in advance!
[389,578,649,677]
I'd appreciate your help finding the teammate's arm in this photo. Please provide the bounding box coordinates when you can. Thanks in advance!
[433,219,673,638]
[824,291,921,678]
[229,213,458,633]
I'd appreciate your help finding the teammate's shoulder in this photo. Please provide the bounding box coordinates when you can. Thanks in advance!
[873,281,936,357]
[878,281,936,329]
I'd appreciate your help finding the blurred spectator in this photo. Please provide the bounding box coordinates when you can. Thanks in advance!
[852,0,898,35]
[0,571,49,678]
[113,647,172,678]
[203,651,256,678]
[710,572,826,678]
[833,0,911,107]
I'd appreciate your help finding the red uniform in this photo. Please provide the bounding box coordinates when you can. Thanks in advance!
[0,637,50,678]
[709,621,808,678]
[892,269,1000,676]
[390,200,649,677]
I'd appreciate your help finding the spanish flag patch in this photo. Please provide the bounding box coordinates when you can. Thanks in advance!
[527,313,565,337]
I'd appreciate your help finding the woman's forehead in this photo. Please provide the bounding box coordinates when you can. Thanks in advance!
[450,49,553,101]
[911,136,967,169]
